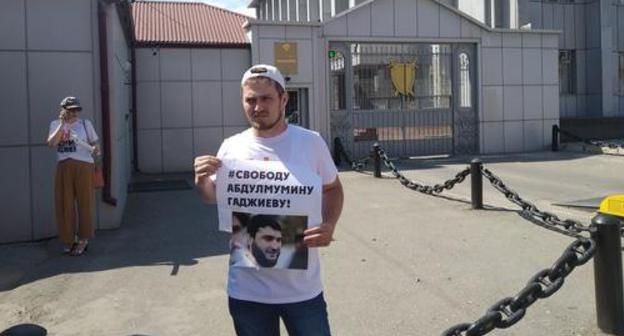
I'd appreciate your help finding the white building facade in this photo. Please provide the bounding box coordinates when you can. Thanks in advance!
[131,2,253,173]
[518,0,624,119]
[248,0,561,158]
[135,47,251,173]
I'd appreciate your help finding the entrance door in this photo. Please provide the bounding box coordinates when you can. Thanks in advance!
[452,44,478,154]
[286,88,309,128]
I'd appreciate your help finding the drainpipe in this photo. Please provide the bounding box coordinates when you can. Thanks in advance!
[98,1,118,206]
[131,45,138,172]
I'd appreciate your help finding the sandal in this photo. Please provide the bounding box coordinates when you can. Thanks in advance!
[63,243,76,254]
[71,240,89,256]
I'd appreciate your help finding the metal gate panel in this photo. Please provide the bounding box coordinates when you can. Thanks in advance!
[453,44,478,155]
[330,42,467,160]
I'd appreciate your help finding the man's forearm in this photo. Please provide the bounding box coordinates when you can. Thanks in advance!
[196,177,217,204]
[322,177,344,228]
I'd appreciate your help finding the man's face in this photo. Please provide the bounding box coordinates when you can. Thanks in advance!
[251,226,282,267]
[241,79,288,134]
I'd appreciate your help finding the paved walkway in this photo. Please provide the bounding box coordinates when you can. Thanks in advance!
[1,151,623,335]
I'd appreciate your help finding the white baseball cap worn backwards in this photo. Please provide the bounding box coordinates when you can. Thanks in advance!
[241,64,286,91]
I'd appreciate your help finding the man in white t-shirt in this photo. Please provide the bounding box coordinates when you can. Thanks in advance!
[194,64,344,335]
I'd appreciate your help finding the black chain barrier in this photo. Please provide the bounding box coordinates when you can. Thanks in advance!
[442,237,596,336]
[558,127,624,150]
[367,144,592,237]
[351,157,370,171]
[554,128,624,239]
[377,147,471,194]
[333,138,370,171]
[361,144,600,335]
[480,167,594,238]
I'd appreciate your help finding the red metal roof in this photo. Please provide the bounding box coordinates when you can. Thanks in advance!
[131,1,250,47]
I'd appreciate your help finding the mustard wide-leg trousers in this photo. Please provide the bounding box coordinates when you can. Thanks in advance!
[54,159,95,244]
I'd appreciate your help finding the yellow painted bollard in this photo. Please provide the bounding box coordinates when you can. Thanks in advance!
[593,195,624,335]
[599,195,624,218]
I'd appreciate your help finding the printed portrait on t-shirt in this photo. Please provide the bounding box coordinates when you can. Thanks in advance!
[230,211,308,270]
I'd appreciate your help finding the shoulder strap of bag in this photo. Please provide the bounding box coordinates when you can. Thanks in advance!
[82,119,92,144]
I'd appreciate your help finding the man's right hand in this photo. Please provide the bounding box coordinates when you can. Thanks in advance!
[194,155,221,204]
[193,155,221,184]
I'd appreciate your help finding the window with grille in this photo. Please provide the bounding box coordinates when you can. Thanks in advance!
[459,53,472,108]
[329,51,346,111]
[559,50,576,95]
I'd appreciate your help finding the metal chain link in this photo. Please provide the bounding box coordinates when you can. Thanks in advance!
[442,237,596,336]
[558,128,624,150]
[377,147,471,194]
[480,167,593,237]
[587,139,624,149]
[334,138,370,171]
[353,143,600,335]
[351,157,370,171]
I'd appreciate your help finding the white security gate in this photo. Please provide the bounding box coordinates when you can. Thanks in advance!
[330,42,477,159]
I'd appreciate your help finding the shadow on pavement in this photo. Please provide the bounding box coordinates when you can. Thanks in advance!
[0,190,227,292]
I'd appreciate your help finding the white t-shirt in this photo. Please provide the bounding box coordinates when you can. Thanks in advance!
[48,119,99,163]
[215,125,338,304]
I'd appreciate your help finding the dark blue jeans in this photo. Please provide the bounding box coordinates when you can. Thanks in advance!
[228,293,331,336]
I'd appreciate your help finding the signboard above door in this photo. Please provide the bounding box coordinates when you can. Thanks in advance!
[274,42,298,75]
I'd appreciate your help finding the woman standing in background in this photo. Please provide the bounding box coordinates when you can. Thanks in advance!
[47,96,100,256]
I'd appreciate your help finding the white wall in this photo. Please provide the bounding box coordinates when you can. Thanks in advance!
[517,0,623,118]
[135,47,251,173]
[101,3,133,230]
[607,0,624,116]
[480,31,559,153]
[458,0,486,23]
[249,23,324,132]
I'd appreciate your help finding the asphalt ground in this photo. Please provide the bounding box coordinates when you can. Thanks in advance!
[1,150,623,336]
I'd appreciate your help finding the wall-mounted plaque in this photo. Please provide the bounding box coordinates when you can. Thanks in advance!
[274,42,298,75]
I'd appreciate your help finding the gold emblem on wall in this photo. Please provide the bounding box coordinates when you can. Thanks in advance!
[389,62,417,97]
[274,42,298,75]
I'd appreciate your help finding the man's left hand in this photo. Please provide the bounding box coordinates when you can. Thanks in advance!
[303,222,335,248]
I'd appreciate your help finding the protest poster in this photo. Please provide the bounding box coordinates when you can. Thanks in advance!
[216,159,321,270]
